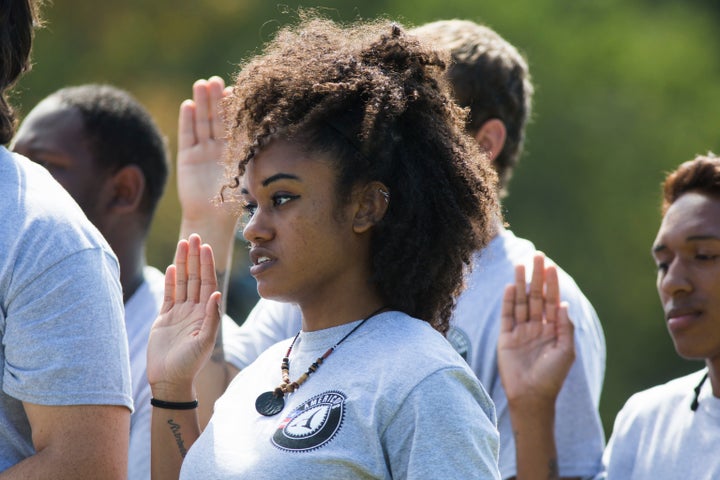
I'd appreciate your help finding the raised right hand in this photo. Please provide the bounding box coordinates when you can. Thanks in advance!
[497,252,575,405]
[147,234,222,397]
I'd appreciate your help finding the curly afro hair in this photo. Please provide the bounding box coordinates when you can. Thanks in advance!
[223,15,499,333]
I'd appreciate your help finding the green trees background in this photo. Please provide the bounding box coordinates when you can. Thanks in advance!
[14,0,720,437]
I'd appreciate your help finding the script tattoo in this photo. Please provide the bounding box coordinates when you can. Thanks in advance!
[167,419,188,457]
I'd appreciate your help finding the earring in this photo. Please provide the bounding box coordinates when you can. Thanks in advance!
[379,188,390,203]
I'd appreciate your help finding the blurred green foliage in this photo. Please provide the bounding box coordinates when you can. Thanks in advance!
[13,0,720,438]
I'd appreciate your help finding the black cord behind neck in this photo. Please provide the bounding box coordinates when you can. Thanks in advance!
[690,371,709,412]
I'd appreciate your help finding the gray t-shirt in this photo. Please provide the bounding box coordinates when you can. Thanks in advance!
[0,148,133,471]
[182,311,501,479]
[225,228,607,479]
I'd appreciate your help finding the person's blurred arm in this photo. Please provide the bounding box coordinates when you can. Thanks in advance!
[497,253,575,480]
[177,76,237,298]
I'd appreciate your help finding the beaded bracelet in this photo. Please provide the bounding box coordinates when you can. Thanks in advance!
[150,397,199,410]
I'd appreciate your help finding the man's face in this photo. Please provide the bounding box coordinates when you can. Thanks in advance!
[652,191,720,362]
[12,97,108,227]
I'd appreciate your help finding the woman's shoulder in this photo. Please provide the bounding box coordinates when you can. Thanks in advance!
[362,311,472,371]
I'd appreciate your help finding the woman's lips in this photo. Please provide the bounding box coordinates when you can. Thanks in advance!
[249,248,275,276]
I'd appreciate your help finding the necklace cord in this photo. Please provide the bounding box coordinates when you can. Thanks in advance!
[255,306,388,416]
[275,305,387,397]
[690,371,709,412]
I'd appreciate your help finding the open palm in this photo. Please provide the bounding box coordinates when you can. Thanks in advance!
[147,234,222,391]
[177,76,235,221]
[497,253,575,403]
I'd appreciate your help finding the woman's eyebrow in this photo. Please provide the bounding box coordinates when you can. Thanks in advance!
[262,173,301,187]
[241,173,302,195]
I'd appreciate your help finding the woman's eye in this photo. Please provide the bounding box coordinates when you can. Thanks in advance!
[272,194,298,207]
[696,253,719,261]
[242,202,257,218]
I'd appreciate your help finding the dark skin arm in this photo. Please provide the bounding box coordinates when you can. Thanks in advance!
[1,403,130,479]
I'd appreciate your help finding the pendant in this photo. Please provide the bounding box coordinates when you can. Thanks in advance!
[255,391,285,416]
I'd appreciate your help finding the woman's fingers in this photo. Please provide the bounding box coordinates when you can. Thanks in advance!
[174,239,189,303]
[199,243,218,302]
[500,284,517,333]
[557,302,575,353]
[545,265,560,323]
[177,100,197,150]
[160,264,176,315]
[528,253,545,323]
[186,235,202,302]
[514,264,528,322]
[193,79,212,141]
[504,252,565,330]
[207,76,225,141]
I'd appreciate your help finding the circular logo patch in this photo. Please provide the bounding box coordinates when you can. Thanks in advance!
[272,391,346,452]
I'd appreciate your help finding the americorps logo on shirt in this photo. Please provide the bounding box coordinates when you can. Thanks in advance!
[272,391,346,452]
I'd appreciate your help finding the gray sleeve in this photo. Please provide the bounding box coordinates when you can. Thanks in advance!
[382,368,500,480]
[3,248,132,409]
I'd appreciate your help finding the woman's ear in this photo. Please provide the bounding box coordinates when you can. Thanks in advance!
[108,164,145,214]
[352,181,390,234]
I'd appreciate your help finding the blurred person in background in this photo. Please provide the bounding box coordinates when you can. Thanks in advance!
[500,153,720,479]
[12,84,244,479]
[178,18,606,480]
[0,2,132,477]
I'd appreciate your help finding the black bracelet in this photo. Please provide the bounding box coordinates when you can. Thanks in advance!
[150,397,199,410]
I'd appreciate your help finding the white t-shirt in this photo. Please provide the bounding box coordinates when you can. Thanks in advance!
[602,368,720,480]
[125,266,246,480]
[181,311,501,479]
[225,228,607,479]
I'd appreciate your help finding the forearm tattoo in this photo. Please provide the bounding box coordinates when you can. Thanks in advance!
[167,419,188,458]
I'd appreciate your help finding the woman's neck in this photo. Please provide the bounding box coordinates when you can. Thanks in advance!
[299,291,386,332]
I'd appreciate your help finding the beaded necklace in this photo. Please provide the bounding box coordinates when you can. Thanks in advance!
[255,306,387,416]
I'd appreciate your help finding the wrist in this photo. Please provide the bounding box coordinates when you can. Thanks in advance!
[151,397,199,410]
[150,382,197,403]
[507,394,556,415]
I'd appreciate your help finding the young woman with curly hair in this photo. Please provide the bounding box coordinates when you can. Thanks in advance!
[147,16,501,479]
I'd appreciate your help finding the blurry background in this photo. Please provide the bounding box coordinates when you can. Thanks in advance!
[13,0,720,438]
